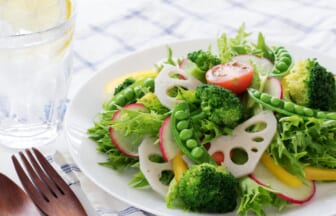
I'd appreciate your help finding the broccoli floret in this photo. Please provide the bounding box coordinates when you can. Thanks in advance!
[113,77,135,95]
[195,84,244,127]
[177,163,238,213]
[187,50,221,72]
[281,58,336,111]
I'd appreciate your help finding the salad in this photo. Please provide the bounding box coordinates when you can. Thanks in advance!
[87,24,336,215]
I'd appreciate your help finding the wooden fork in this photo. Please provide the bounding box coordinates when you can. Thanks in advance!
[12,148,88,216]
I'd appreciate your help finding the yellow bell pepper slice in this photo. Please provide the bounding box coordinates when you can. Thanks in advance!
[304,166,336,181]
[172,152,188,182]
[261,153,303,187]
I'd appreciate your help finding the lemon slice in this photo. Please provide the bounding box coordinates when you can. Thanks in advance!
[0,0,72,34]
[104,69,158,94]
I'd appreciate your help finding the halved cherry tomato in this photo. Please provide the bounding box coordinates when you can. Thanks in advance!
[205,61,254,94]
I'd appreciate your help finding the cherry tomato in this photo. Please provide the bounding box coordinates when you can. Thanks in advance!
[205,61,254,94]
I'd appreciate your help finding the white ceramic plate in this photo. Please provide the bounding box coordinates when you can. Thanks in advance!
[64,38,336,216]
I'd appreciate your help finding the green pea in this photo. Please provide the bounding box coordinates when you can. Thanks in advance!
[294,104,304,115]
[276,62,288,72]
[284,101,295,112]
[144,78,155,91]
[175,110,189,120]
[123,88,135,101]
[270,97,282,107]
[177,120,189,131]
[179,129,193,141]
[134,86,144,98]
[303,107,314,117]
[316,111,327,119]
[280,57,291,65]
[115,95,126,106]
[252,89,261,98]
[326,112,336,120]
[191,147,204,158]
[260,93,271,103]
[280,53,291,60]
[186,139,198,149]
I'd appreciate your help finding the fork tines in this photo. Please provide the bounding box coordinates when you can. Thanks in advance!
[12,148,87,216]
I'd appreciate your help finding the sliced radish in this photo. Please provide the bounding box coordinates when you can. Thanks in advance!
[109,103,147,157]
[159,117,180,161]
[139,136,172,196]
[250,162,316,204]
[232,54,274,75]
[264,77,283,99]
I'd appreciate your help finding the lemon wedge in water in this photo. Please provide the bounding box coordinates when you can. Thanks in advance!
[0,0,72,34]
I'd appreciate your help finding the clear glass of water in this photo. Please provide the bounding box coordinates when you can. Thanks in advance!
[0,0,76,148]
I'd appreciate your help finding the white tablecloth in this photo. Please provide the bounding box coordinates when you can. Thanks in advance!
[2,0,336,215]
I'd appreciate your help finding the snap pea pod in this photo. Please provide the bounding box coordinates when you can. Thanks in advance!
[247,88,336,120]
[104,77,155,110]
[171,102,216,165]
[270,46,293,77]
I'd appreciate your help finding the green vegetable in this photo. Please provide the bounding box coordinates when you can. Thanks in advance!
[252,32,274,61]
[155,47,178,72]
[137,92,170,114]
[104,77,155,110]
[270,46,293,77]
[269,115,336,171]
[187,49,220,71]
[171,102,215,164]
[111,106,165,137]
[217,23,252,63]
[195,84,244,127]
[281,58,336,111]
[167,163,238,213]
[113,77,136,96]
[237,177,288,216]
[247,88,336,120]
[128,170,149,188]
[216,24,273,63]
[180,59,206,83]
[171,84,243,164]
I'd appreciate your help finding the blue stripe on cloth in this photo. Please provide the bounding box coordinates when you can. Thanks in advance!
[60,163,81,173]
[118,206,155,216]
[90,25,136,52]
[74,51,97,72]
[161,0,236,33]
[225,0,314,33]
[96,9,146,30]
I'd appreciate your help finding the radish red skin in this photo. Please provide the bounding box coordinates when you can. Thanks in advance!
[159,116,180,161]
[276,183,315,204]
[249,169,316,204]
[109,103,147,158]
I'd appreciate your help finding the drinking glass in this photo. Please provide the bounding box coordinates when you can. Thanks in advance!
[0,0,76,148]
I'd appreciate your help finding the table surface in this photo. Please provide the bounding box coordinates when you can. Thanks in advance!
[2,0,336,215]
